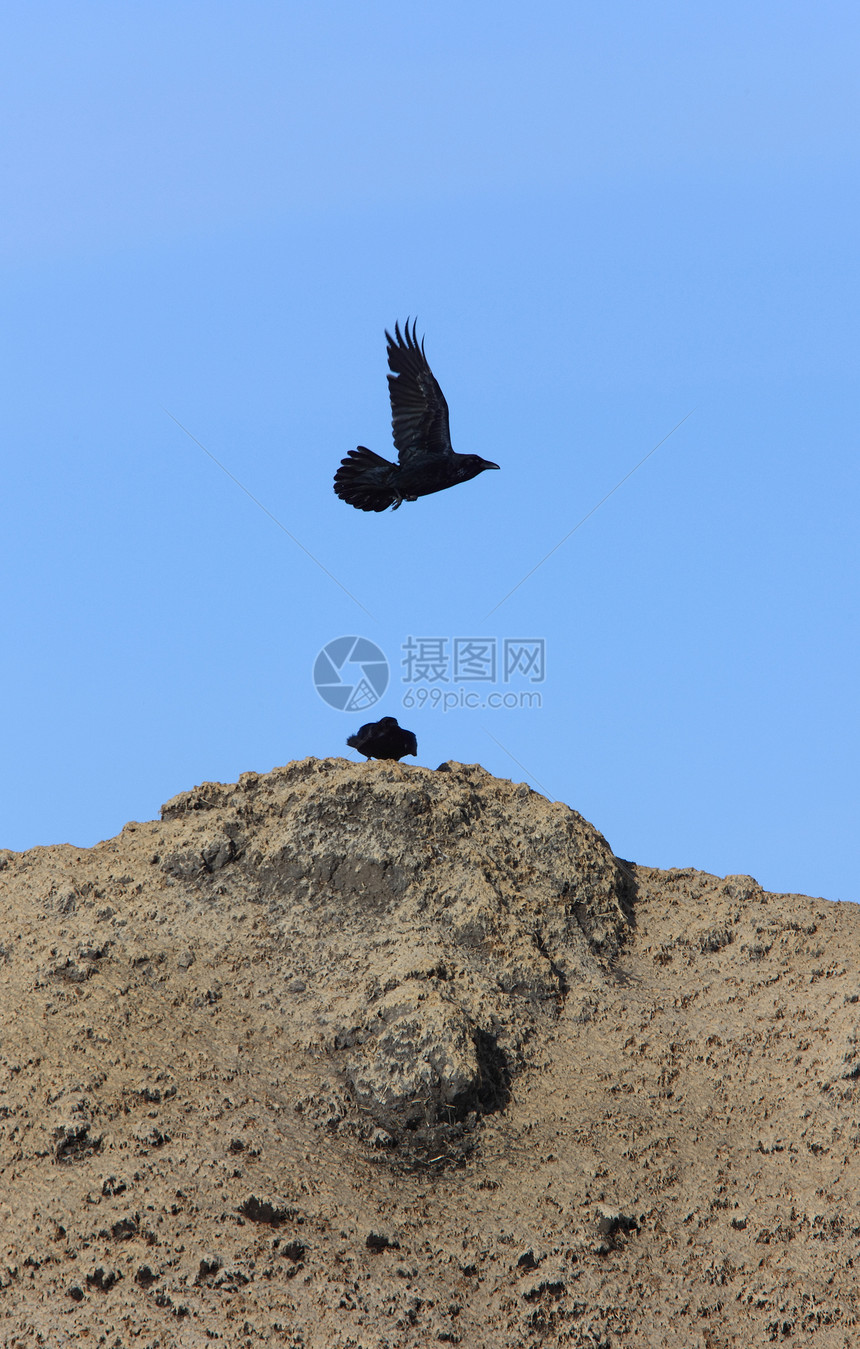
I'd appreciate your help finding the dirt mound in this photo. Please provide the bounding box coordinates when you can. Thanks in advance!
[1,759,858,1346]
[159,758,628,1149]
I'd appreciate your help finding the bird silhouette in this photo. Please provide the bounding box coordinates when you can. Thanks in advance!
[347,716,418,761]
[334,320,500,512]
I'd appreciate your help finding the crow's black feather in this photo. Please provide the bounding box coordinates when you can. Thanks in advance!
[347,716,418,761]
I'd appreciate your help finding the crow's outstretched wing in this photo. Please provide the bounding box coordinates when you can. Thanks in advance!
[386,320,453,468]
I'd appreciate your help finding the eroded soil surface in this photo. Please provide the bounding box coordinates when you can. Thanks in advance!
[1,759,858,1347]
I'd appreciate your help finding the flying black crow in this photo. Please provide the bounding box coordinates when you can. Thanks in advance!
[347,716,418,761]
[334,320,500,511]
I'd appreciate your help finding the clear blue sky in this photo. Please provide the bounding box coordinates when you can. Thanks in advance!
[2,3,857,903]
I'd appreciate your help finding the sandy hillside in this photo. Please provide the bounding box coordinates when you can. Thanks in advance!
[1,757,858,1348]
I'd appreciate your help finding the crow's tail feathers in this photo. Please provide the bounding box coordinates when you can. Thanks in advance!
[334,446,398,512]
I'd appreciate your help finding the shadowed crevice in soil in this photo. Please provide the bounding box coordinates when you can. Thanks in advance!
[471,1029,512,1116]
[613,857,640,928]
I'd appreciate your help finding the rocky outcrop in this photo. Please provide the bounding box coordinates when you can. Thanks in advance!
[1,758,858,1347]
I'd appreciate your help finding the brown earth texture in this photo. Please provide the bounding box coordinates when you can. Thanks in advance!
[1,757,859,1348]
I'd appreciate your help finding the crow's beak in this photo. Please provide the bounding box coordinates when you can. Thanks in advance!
[482,460,501,470]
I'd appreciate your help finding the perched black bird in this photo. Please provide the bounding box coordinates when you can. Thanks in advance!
[347,716,418,762]
[334,320,500,512]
